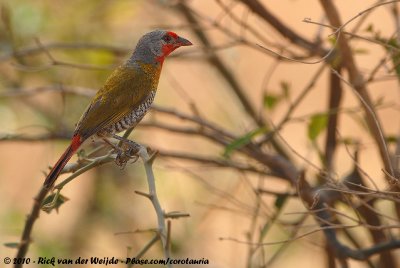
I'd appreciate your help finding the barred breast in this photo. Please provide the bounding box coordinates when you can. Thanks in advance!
[102,90,156,135]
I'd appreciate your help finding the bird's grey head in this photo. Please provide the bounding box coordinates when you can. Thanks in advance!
[129,29,192,65]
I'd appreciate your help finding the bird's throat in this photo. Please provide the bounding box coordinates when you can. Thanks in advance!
[156,44,177,64]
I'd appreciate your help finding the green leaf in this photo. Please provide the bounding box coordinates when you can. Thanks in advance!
[4,242,19,248]
[274,194,288,210]
[41,193,69,214]
[223,127,268,158]
[259,221,271,241]
[387,38,400,79]
[263,94,280,110]
[308,113,328,141]
[353,48,369,55]
[364,23,374,33]
[327,35,337,46]
[386,135,397,144]
[339,137,355,146]
[259,194,288,241]
[378,38,400,81]
[280,81,291,99]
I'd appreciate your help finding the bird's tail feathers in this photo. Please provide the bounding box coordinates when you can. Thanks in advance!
[43,136,81,188]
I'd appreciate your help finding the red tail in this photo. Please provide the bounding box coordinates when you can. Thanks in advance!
[43,135,82,188]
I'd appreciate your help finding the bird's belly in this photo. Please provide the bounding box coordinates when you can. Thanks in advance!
[101,91,156,135]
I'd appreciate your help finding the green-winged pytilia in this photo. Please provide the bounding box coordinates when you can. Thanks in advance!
[43,30,192,188]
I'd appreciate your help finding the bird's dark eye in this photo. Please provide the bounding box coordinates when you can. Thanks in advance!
[163,35,172,42]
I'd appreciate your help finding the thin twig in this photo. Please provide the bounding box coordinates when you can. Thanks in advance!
[127,235,160,268]
[322,0,395,179]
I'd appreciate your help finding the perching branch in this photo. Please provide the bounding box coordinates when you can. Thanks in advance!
[14,141,188,268]
[136,145,172,268]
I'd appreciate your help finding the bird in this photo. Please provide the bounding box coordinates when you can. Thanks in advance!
[43,30,192,189]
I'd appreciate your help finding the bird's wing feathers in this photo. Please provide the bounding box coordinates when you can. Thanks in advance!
[74,64,159,139]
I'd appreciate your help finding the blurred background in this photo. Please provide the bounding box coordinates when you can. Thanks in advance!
[1,1,400,267]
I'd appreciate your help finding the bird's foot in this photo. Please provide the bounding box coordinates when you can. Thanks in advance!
[111,135,141,168]
[115,148,139,169]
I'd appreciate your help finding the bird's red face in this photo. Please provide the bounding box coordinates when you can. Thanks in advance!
[132,30,192,65]
[156,31,192,63]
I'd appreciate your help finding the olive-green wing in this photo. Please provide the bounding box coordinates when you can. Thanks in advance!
[74,64,158,139]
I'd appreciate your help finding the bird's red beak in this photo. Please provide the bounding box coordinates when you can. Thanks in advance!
[176,36,192,46]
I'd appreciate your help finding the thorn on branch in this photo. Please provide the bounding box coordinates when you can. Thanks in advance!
[164,211,191,219]
[134,190,152,199]
[147,149,159,165]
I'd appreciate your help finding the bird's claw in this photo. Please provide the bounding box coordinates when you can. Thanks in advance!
[114,142,140,169]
